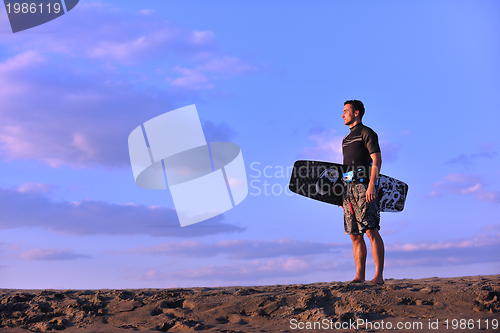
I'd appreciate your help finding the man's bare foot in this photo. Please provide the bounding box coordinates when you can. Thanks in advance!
[370,278,384,285]
[349,279,365,284]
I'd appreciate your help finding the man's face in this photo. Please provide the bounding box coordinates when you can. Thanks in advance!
[342,104,357,126]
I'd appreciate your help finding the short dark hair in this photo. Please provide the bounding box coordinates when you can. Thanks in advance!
[344,100,365,120]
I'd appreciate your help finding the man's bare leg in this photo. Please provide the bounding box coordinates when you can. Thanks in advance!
[366,228,385,284]
[350,234,367,282]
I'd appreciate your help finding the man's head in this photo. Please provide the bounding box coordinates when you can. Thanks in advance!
[342,100,365,127]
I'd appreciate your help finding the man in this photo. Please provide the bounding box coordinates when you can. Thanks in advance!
[341,100,385,285]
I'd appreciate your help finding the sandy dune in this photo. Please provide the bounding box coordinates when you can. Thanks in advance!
[1,275,499,332]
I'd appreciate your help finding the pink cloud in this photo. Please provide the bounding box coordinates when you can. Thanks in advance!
[429,191,442,198]
[299,128,343,163]
[387,234,499,252]
[88,36,152,63]
[0,118,109,168]
[127,240,206,256]
[190,30,216,45]
[0,51,44,72]
[385,233,500,268]
[137,9,156,16]
[0,51,45,97]
[481,223,500,232]
[432,173,481,194]
[17,183,56,194]
[123,238,348,259]
[16,248,90,261]
[170,67,213,90]
[89,27,215,65]
[461,183,482,194]
[126,259,354,288]
[431,173,499,204]
[136,257,343,283]
[202,56,255,75]
[477,191,500,203]
[170,56,255,90]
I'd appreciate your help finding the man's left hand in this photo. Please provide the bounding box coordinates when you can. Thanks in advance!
[366,184,376,203]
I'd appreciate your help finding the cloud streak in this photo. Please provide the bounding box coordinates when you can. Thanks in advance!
[446,151,497,166]
[127,230,500,284]
[386,233,500,268]
[16,248,90,261]
[123,238,348,259]
[135,257,346,284]
[0,187,244,237]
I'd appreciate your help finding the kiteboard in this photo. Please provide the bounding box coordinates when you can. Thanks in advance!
[288,160,408,212]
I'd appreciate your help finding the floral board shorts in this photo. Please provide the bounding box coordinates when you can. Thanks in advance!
[343,182,380,235]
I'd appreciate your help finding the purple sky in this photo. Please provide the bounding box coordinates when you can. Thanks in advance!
[0,0,499,289]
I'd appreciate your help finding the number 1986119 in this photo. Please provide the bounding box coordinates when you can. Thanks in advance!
[6,3,61,14]
[444,319,498,330]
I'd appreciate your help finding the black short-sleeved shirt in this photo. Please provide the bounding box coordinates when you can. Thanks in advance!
[342,123,381,174]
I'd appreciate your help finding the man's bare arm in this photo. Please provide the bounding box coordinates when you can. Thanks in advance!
[366,152,382,203]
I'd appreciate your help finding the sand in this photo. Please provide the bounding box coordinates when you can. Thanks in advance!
[1,275,498,332]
